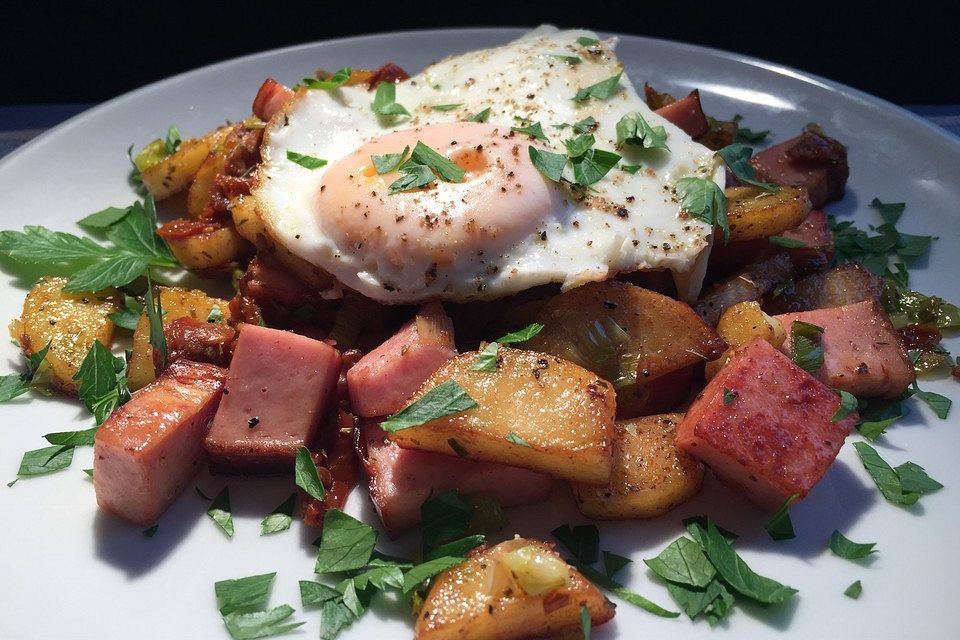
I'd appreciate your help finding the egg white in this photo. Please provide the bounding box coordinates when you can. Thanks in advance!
[255,26,723,304]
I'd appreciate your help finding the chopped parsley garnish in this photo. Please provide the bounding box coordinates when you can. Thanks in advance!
[371,82,410,117]
[674,177,729,242]
[371,146,409,174]
[74,340,130,425]
[163,125,181,155]
[552,524,600,564]
[498,323,544,343]
[430,103,463,111]
[853,441,943,505]
[528,146,567,182]
[16,445,74,477]
[832,390,859,422]
[215,572,303,639]
[303,67,352,91]
[506,432,531,447]
[844,580,863,599]
[644,537,715,587]
[207,304,223,323]
[616,112,669,151]
[576,36,600,46]
[44,426,98,447]
[790,320,824,373]
[109,295,144,330]
[388,141,465,194]
[260,493,297,536]
[732,115,770,144]
[511,121,548,141]
[468,342,500,371]
[381,380,477,431]
[144,273,168,371]
[580,605,591,639]
[314,509,379,573]
[78,206,130,230]
[550,54,582,65]
[143,524,158,538]
[716,143,777,191]
[466,107,491,122]
[207,486,235,538]
[764,494,798,541]
[911,380,952,419]
[620,164,642,174]
[722,388,738,405]
[573,72,622,102]
[295,446,326,502]
[829,530,877,560]
[286,151,328,169]
[0,194,177,293]
[0,342,50,403]
[768,235,806,248]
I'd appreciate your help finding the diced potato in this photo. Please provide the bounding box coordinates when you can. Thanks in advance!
[705,301,785,378]
[9,277,118,394]
[163,222,250,271]
[230,194,266,245]
[388,347,616,485]
[725,186,811,242]
[572,414,704,519]
[526,280,725,418]
[139,126,231,200]
[415,538,615,640]
[128,287,229,391]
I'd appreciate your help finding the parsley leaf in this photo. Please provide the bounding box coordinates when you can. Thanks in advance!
[207,305,224,323]
[573,72,622,102]
[844,580,863,599]
[764,494,798,541]
[511,121,548,141]
[576,562,680,618]
[499,325,544,345]
[468,342,500,371]
[371,82,409,117]
[564,133,595,158]
[303,67,352,91]
[295,446,326,501]
[870,197,905,225]
[260,493,297,536]
[911,381,951,419]
[315,509,377,574]
[732,115,770,144]
[620,164,642,174]
[216,573,277,615]
[580,605,591,639]
[207,486,235,537]
[401,556,465,594]
[299,581,341,608]
[286,151,327,170]
[430,103,463,111]
[506,432,531,447]
[699,519,797,604]
[576,36,600,46]
[163,125,181,155]
[223,605,302,639]
[769,235,806,248]
[144,274,168,371]
[44,426,98,447]
[716,143,777,191]
[722,388,738,405]
[616,112,669,151]
[895,461,944,493]
[572,148,621,186]
[675,177,729,242]
[381,380,477,432]
[388,163,435,194]
[371,146,409,174]
[0,375,31,403]
[108,295,144,330]
[421,490,473,549]
[528,146,567,182]
[790,320,824,372]
[643,537,715,587]
[829,530,876,560]
[602,551,632,579]
[16,445,74,476]
[409,141,465,182]
[551,524,599,564]
[550,54,582,65]
[73,341,130,425]
[78,206,130,231]
[466,107,491,123]
[833,390,859,422]
[852,442,942,505]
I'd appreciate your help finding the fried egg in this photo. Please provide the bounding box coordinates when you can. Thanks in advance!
[255,26,723,304]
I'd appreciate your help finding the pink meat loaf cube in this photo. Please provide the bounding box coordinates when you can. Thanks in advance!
[347,302,457,417]
[94,360,227,525]
[750,131,849,209]
[676,338,857,510]
[361,423,554,538]
[204,324,341,472]
[775,300,915,399]
[654,90,709,138]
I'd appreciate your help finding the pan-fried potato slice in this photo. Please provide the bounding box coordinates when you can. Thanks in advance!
[128,287,229,390]
[572,414,703,519]
[526,280,725,418]
[9,277,118,394]
[415,538,615,640]
[388,347,615,485]
[726,185,811,242]
[138,126,231,200]
[162,222,250,271]
[705,301,786,378]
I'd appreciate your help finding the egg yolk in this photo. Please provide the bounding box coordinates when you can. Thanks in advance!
[316,122,560,269]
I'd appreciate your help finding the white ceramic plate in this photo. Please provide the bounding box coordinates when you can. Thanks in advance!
[1,28,958,640]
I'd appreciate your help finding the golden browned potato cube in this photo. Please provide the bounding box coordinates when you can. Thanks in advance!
[572,414,704,519]
[139,126,231,200]
[705,301,786,378]
[389,347,616,485]
[416,538,615,640]
[163,223,250,271]
[725,185,811,242]
[526,280,725,418]
[9,277,118,394]
[127,287,229,390]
